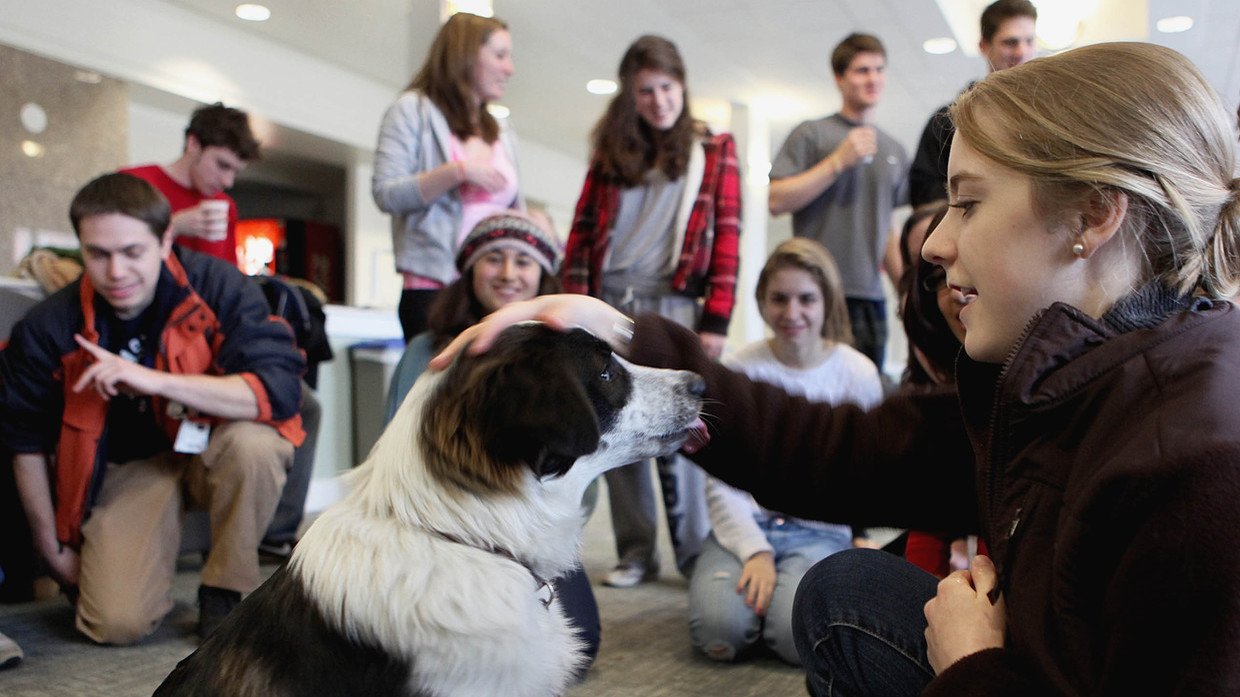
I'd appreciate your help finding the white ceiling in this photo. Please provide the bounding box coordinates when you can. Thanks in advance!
[161,0,1240,166]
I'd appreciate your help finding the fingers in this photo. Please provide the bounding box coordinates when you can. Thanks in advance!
[73,362,116,398]
[72,334,115,396]
[74,333,105,357]
[429,326,482,372]
[429,299,544,370]
[737,574,772,615]
[428,295,630,371]
[698,332,726,360]
[479,171,507,193]
[970,554,998,598]
[462,161,507,192]
[850,127,878,158]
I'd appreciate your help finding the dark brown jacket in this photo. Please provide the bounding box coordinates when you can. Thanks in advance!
[631,284,1240,696]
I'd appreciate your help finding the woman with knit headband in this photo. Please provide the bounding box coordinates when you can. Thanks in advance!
[382,211,602,682]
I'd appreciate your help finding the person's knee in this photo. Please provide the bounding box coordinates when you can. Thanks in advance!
[209,422,293,476]
[793,549,876,653]
[77,605,160,646]
[700,638,739,662]
[689,603,752,662]
[690,620,745,662]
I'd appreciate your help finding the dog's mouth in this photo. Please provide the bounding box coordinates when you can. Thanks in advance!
[666,416,710,455]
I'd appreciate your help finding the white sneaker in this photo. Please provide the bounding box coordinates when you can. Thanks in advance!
[0,630,23,670]
[603,564,656,588]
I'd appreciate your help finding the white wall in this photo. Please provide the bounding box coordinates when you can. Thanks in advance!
[0,0,392,151]
[2,0,820,507]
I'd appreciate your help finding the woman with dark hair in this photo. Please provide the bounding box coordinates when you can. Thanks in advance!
[897,204,984,577]
[561,34,741,588]
[372,12,521,340]
[384,211,561,420]
[898,204,960,387]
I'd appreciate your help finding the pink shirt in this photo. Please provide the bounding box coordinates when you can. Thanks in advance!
[450,135,519,246]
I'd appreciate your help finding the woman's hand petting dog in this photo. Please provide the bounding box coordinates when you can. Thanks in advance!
[431,294,634,371]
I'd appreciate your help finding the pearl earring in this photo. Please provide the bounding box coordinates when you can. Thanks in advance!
[1071,242,1086,257]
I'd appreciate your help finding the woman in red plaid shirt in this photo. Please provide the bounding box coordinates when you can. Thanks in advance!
[562,34,742,589]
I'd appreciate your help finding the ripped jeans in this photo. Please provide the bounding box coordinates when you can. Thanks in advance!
[688,519,851,665]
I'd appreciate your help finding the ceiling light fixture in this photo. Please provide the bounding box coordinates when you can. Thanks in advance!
[922,37,958,55]
[235,4,271,22]
[21,140,46,158]
[1155,15,1193,33]
[486,103,510,119]
[441,1,493,21]
[20,103,48,135]
[586,79,618,95]
[1033,0,1099,50]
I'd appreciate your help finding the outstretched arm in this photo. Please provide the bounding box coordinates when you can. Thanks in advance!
[430,295,978,533]
[72,334,258,420]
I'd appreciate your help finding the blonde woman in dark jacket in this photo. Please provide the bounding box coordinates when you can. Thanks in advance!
[436,41,1240,696]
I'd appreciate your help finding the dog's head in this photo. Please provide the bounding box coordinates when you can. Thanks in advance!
[417,323,702,496]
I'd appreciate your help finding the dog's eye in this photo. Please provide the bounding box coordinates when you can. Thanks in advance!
[599,367,611,382]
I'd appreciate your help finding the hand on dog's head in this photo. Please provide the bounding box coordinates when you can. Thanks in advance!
[419,324,630,495]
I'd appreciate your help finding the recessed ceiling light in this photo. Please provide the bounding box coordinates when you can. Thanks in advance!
[441,1,494,21]
[587,79,618,95]
[1155,15,1193,33]
[922,37,958,55]
[487,103,510,119]
[20,103,48,135]
[235,4,271,22]
[21,140,46,158]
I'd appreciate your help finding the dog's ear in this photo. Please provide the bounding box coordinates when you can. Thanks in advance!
[481,358,600,479]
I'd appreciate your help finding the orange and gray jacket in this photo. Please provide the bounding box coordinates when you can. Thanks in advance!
[0,248,305,547]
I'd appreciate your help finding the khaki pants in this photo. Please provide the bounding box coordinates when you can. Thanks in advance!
[74,421,292,645]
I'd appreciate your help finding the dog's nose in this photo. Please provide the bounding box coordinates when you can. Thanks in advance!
[684,373,705,397]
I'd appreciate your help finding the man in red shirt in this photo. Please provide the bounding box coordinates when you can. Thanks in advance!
[122,104,317,564]
[122,102,259,267]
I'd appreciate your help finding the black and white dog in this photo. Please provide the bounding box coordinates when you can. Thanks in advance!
[154,324,705,697]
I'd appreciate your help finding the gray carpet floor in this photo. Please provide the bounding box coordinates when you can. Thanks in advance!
[0,486,805,696]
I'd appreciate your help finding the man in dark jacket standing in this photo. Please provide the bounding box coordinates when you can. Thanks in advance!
[907,0,1037,208]
[0,173,305,644]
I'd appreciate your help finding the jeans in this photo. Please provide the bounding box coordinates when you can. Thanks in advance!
[690,520,852,665]
[604,454,709,576]
[844,297,887,375]
[601,289,709,576]
[263,382,320,545]
[554,565,600,681]
[793,548,938,696]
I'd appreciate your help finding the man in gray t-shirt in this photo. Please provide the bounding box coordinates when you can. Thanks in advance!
[769,32,908,373]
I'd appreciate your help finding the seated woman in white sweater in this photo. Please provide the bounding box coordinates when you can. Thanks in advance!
[688,238,882,665]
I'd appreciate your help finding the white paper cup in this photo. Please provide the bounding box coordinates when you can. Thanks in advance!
[199,200,230,241]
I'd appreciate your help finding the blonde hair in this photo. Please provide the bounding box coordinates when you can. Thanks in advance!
[755,238,853,343]
[951,42,1240,298]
